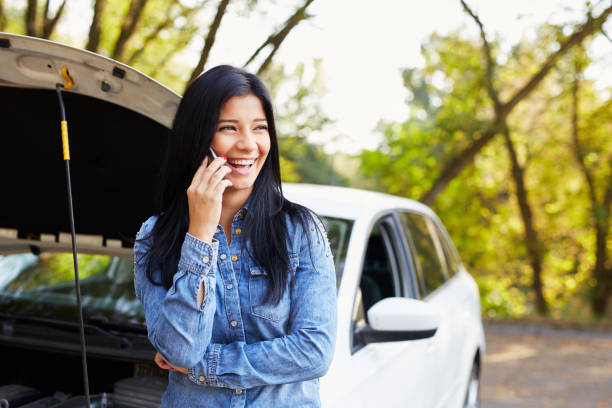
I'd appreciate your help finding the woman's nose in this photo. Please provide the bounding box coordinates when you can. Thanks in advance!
[236,129,258,150]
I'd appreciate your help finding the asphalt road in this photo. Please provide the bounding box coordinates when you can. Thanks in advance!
[481,323,612,408]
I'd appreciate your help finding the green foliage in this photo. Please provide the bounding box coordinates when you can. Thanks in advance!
[360,22,612,320]
[261,60,347,185]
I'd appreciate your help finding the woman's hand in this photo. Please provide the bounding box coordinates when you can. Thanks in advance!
[155,352,188,374]
[187,156,233,243]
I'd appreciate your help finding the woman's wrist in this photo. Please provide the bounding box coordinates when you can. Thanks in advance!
[187,227,215,244]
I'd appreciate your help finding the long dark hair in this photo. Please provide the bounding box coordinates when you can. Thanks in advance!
[139,65,316,304]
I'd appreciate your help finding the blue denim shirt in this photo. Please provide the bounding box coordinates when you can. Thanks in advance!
[133,204,337,408]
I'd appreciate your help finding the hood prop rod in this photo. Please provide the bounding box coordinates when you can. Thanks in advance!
[56,67,92,408]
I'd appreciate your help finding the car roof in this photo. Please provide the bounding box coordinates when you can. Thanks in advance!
[282,183,434,221]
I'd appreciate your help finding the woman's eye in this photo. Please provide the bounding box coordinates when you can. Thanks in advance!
[219,125,236,131]
[255,125,268,131]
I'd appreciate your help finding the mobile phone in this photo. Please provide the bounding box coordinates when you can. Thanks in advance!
[206,147,217,166]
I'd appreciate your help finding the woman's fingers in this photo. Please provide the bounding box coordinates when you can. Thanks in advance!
[154,352,172,370]
[189,156,208,189]
[199,156,227,187]
[207,165,232,190]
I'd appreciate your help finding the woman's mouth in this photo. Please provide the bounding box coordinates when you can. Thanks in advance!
[227,158,256,175]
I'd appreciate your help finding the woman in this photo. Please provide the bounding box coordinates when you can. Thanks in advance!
[134,65,337,407]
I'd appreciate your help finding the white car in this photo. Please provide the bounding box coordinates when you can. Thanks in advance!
[284,184,485,408]
[0,33,484,408]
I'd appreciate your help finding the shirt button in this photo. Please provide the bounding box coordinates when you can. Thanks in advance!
[235,228,242,235]
[226,284,233,290]
[238,212,244,219]
[220,254,227,260]
[235,389,243,395]
[230,320,238,327]
[231,255,238,261]
[199,375,206,382]
[202,256,210,263]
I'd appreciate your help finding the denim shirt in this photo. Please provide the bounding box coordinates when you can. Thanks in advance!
[133,204,337,408]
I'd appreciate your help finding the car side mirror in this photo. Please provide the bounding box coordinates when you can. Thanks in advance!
[356,297,440,345]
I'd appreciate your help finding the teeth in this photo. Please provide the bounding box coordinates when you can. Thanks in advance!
[228,159,255,166]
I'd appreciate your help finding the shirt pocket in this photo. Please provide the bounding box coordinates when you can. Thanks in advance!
[248,253,299,322]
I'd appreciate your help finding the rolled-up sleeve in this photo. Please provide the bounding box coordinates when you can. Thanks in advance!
[134,216,218,369]
[188,214,337,389]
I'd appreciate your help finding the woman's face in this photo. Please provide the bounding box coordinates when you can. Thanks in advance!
[211,93,271,192]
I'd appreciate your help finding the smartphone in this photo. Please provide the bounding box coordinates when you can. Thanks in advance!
[207,147,218,165]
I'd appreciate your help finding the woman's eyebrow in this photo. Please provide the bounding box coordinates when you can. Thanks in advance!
[217,118,267,123]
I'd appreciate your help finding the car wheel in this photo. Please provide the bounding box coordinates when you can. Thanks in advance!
[463,359,480,408]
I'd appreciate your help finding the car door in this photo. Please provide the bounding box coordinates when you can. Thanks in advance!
[398,211,466,407]
[340,214,437,408]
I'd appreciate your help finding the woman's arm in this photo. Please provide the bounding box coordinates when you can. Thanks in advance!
[188,215,338,389]
[134,216,218,369]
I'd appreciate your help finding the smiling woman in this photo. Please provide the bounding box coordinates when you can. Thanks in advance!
[134,65,338,407]
[211,94,271,196]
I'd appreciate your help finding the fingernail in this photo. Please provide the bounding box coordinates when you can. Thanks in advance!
[220,156,227,160]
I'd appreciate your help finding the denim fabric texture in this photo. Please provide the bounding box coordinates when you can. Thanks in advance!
[133,204,337,408]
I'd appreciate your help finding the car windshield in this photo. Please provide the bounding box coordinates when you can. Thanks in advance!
[0,216,353,326]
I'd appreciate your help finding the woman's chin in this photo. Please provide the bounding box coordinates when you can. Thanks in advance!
[226,180,254,192]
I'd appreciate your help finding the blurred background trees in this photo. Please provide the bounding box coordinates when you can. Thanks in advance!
[359,1,612,319]
[0,0,610,319]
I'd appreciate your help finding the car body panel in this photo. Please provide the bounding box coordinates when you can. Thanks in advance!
[282,184,486,408]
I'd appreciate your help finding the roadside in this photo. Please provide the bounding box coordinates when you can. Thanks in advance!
[481,322,612,408]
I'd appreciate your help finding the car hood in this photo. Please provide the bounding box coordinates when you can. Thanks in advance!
[0,33,180,251]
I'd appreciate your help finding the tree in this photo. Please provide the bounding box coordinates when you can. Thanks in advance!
[262,60,346,185]
[360,6,612,318]
[460,0,548,314]
[420,2,612,206]
[565,48,612,316]
[0,0,8,31]
[3,0,317,94]
[24,0,67,39]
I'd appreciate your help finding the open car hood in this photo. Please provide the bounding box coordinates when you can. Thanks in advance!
[0,33,180,252]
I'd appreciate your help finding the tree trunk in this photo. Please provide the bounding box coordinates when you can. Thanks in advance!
[592,194,611,315]
[186,0,231,88]
[569,58,612,316]
[0,0,7,31]
[420,3,612,205]
[256,0,314,75]
[86,0,106,52]
[242,0,315,76]
[25,0,37,37]
[111,0,148,61]
[41,0,66,39]
[125,1,179,66]
[502,126,548,314]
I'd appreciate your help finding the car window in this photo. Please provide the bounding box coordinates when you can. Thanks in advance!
[319,216,353,290]
[399,212,447,296]
[352,220,402,351]
[433,222,460,277]
[0,250,143,324]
